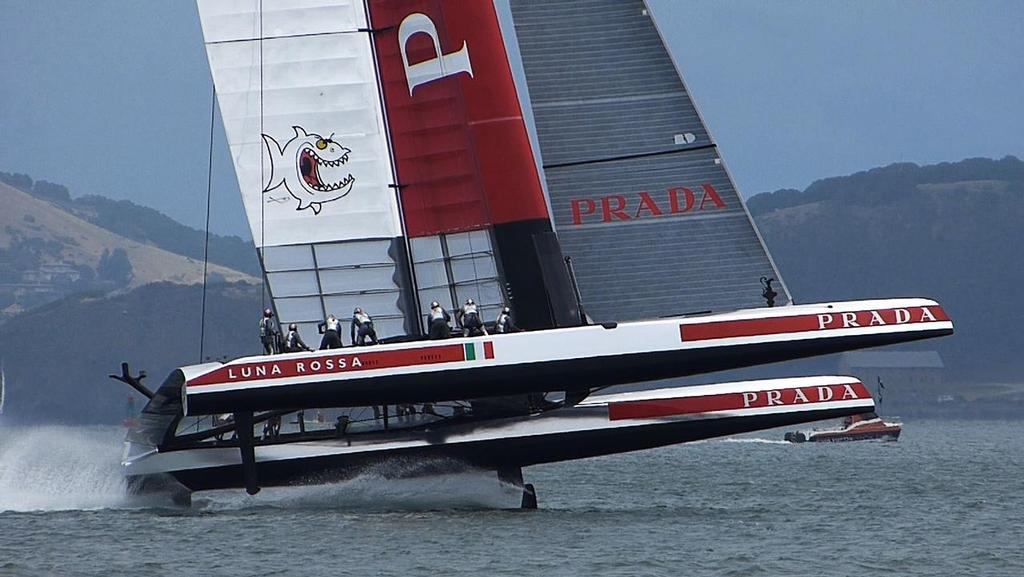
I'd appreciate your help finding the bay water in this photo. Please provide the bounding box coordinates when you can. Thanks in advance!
[0,420,1020,576]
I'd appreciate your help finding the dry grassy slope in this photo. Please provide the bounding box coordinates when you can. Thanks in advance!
[0,182,256,287]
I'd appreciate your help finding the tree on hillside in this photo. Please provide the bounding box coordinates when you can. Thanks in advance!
[0,171,33,192]
[98,248,134,286]
[32,180,72,203]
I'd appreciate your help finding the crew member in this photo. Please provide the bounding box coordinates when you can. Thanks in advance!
[428,301,451,340]
[460,298,487,337]
[259,308,280,355]
[263,415,281,439]
[320,314,343,350]
[351,307,378,346]
[283,323,313,353]
[495,306,519,334]
[397,403,416,422]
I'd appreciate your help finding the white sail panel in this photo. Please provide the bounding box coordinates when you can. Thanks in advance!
[198,0,415,344]
[197,0,367,44]
[203,33,401,247]
[198,0,399,248]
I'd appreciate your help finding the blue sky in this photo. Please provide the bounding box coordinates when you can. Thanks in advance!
[1,0,1021,238]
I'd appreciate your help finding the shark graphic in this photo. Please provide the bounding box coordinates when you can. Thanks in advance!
[262,126,355,215]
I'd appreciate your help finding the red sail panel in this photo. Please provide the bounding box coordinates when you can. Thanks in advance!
[367,0,549,237]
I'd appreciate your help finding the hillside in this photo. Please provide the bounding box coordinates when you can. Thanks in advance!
[0,181,256,317]
[749,156,1024,381]
[0,282,263,424]
[66,195,260,277]
[0,171,260,277]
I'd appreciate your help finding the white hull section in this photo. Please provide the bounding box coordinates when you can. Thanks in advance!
[181,298,952,415]
[126,376,873,491]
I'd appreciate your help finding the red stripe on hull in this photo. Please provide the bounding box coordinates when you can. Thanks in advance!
[680,306,949,341]
[608,382,871,421]
[188,344,468,387]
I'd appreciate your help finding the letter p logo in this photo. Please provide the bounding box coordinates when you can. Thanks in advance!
[398,13,473,96]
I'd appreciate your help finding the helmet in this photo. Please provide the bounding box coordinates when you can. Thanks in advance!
[263,308,273,317]
[465,298,475,305]
[431,301,440,308]
[288,323,297,331]
[502,306,510,314]
[353,307,362,314]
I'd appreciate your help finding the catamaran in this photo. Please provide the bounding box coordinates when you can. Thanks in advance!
[116,0,953,506]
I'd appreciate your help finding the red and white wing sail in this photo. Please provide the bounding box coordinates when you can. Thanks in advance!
[198,0,575,340]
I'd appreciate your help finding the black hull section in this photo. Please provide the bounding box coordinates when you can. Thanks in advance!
[143,407,857,494]
[188,327,951,414]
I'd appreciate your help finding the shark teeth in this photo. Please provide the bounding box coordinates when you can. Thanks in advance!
[315,153,349,168]
[310,174,355,192]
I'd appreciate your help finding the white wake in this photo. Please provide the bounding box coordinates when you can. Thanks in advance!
[718,437,792,445]
[195,461,521,511]
[0,425,520,512]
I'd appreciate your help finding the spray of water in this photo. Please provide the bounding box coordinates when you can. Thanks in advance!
[719,438,792,446]
[0,426,128,512]
[195,458,521,511]
[0,426,520,512]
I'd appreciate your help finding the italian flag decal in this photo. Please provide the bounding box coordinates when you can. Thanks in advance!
[464,341,495,361]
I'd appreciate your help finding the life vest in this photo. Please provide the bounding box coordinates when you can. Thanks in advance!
[354,312,371,325]
[429,307,446,321]
[462,303,479,315]
[326,317,341,332]
[259,317,276,337]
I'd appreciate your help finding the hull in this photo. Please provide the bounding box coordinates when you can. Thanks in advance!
[784,418,902,443]
[182,298,952,415]
[126,376,874,494]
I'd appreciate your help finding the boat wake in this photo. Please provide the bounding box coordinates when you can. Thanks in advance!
[0,426,127,512]
[718,437,791,446]
[194,460,520,512]
[0,426,521,512]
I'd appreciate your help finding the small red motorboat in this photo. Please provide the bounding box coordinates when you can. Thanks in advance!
[784,412,902,443]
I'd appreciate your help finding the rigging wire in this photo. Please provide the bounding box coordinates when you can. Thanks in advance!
[199,84,216,363]
[467,232,482,306]
[259,0,266,312]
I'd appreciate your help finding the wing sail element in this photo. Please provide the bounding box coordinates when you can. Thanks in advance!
[197,0,581,341]
[197,0,414,339]
[507,0,791,321]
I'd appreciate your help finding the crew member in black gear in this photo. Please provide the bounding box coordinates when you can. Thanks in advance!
[460,298,487,337]
[259,308,280,355]
[320,314,343,350]
[494,305,519,334]
[428,301,451,340]
[351,308,379,346]
[283,323,313,353]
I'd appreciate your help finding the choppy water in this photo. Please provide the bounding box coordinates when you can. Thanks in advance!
[0,420,1021,576]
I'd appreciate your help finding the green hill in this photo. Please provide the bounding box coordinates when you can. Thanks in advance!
[749,156,1024,381]
[0,282,263,424]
